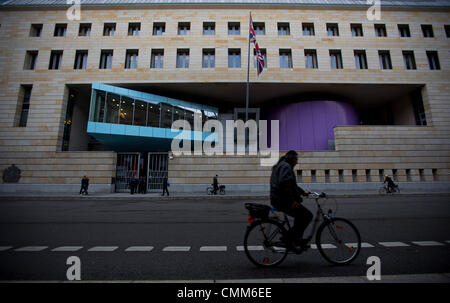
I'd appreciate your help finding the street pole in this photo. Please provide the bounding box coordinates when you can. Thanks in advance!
[245,12,251,123]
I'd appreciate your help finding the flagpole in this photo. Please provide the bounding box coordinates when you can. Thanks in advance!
[245,12,251,123]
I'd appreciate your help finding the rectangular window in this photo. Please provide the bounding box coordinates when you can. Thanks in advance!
[426,51,440,70]
[311,170,316,183]
[278,22,290,35]
[125,49,138,69]
[421,24,434,37]
[203,22,215,35]
[17,85,32,127]
[176,49,190,68]
[279,49,292,68]
[253,22,265,35]
[302,23,315,36]
[49,50,63,70]
[79,23,91,36]
[325,170,330,183]
[147,103,161,128]
[128,23,141,36]
[398,24,411,37]
[305,49,318,69]
[351,23,363,37]
[74,50,88,70]
[151,49,164,68]
[202,49,215,68]
[99,50,113,69]
[228,22,240,35]
[445,25,450,38]
[412,90,427,126]
[178,22,190,35]
[365,169,371,182]
[103,23,116,36]
[378,50,392,70]
[54,23,67,37]
[228,49,241,68]
[354,50,368,69]
[30,24,43,37]
[327,23,339,36]
[24,51,38,70]
[330,50,343,69]
[352,170,357,182]
[338,170,344,182]
[379,169,384,182]
[375,24,387,37]
[419,169,425,182]
[153,22,165,36]
[402,51,416,70]
[406,169,412,182]
[254,48,267,68]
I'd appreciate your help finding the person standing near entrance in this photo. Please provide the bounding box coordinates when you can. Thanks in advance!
[130,176,139,195]
[162,176,169,196]
[138,176,146,194]
[79,176,89,195]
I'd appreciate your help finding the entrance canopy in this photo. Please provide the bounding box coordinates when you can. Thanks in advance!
[87,83,218,152]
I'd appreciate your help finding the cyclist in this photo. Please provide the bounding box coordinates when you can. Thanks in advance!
[383,174,397,193]
[213,175,219,195]
[270,150,312,252]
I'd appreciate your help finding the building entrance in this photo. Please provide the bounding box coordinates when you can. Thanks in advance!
[115,153,141,193]
[147,152,168,193]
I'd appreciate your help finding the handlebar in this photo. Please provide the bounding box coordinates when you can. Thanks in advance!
[309,191,326,199]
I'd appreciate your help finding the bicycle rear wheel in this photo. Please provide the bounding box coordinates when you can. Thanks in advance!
[206,187,213,195]
[244,219,288,267]
[316,217,361,265]
[378,186,386,194]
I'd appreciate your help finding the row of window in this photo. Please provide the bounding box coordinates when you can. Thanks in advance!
[29,22,450,38]
[24,48,442,71]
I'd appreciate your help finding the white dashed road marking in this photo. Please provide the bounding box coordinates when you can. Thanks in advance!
[15,246,48,252]
[0,246,13,251]
[412,241,445,246]
[379,242,410,247]
[162,246,191,252]
[200,246,227,252]
[125,246,154,252]
[88,246,119,252]
[347,242,374,248]
[236,246,264,251]
[51,246,83,252]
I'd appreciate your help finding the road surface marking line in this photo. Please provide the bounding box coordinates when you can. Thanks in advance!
[379,242,409,247]
[236,246,263,251]
[125,246,154,252]
[346,243,374,248]
[88,246,118,252]
[51,246,83,252]
[14,246,48,252]
[412,241,445,246]
[162,246,191,252]
[199,246,227,252]
[0,246,13,251]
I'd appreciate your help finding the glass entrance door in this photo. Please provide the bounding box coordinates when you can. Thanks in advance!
[147,152,168,192]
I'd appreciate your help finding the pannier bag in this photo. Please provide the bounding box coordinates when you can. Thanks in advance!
[245,203,271,219]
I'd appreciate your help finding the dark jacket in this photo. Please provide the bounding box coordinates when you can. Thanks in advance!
[270,159,307,211]
[81,177,89,187]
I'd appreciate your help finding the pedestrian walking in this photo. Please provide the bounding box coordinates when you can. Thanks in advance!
[162,176,170,196]
[130,176,139,195]
[79,176,89,195]
[138,176,146,194]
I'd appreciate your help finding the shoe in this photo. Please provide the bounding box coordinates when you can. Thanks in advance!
[290,239,311,252]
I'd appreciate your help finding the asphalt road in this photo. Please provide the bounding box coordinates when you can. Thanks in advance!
[0,194,449,281]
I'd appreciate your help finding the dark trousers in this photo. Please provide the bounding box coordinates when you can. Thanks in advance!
[162,187,169,196]
[283,204,313,240]
[79,185,88,195]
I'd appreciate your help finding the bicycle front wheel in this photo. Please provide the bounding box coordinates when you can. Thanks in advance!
[316,218,361,265]
[244,219,288,267]
[206,187,213,195]
[378,186,386,194]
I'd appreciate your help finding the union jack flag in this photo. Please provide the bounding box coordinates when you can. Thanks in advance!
[250,15,265,76]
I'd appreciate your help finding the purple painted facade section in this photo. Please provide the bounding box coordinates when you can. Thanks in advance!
[266,101,359,151]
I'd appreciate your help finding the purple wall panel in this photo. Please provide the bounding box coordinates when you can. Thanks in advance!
[266,101,359,151]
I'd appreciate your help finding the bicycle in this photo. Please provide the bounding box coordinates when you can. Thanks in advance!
[243,192,361,267]
[378,183,400,194]
[206,184,225,195]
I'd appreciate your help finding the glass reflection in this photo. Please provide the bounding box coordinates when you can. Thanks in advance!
[160,103,173,128]
[105,93,120,124]
[147,103,160,127]
[134,99,147,126]
[90,89,106,122]
[120,96,134,125]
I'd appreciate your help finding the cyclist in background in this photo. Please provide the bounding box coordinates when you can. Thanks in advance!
[384,174,397,193]
[270,150,312,252]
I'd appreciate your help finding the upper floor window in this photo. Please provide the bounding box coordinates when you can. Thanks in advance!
[228,22,240,35]
[402,51,416,70]
[49,50,63,70]
[302,23,315,36]
[125,49,139,69]
[330,50,343,69]
[153,22,165,36]
[279,49,292,68]
[445,25,450,38]
[151,49,164,68]
[374,24,387,37]
[354,50,368,69]
[128,23,141,36]
[79,23,91,36]
[74,50,88,70]
[17,85,32,127]
[30,24,43,37]
[253,22,265,35]
[327,23,339,36]
[178,22,190,35]
[278,23,290,36]
[398,24,411,37]
[202,49,215,68]
[54,24,67,37]
[228,49,241,68]
[378,50,392,70]
[99,50,113,69]
[305,49,318,69]
[176,49,190,68]
[24,51,38,70]
[351,23,363,37]
[421,25,434,37]
[426,51,440,70]
[103,23,116,36]
[203,22,215,35]
[254,48,267,68]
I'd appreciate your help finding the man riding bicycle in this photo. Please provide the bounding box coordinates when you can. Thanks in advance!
[383,174,397,193]
[270,150,312,252]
